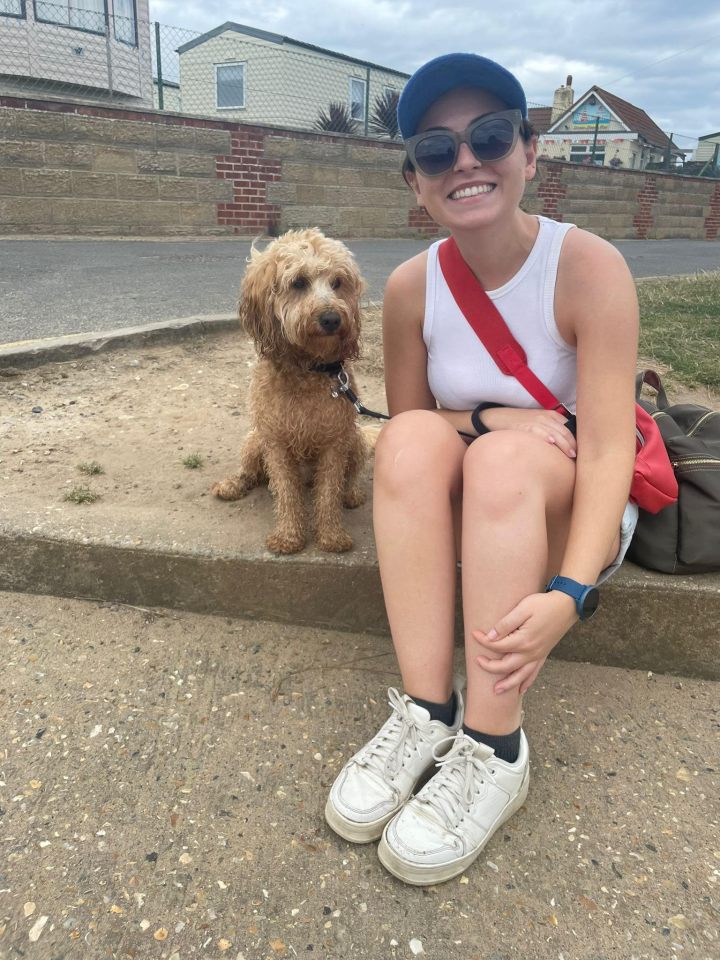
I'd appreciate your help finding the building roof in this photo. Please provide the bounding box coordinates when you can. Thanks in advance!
[528,106,552,134]
[549,85,684,155]
[699,131,720,141]
[176,21,410,79]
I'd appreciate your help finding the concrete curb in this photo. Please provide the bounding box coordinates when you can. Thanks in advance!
[0,314,237,369]
[1,525,719,681]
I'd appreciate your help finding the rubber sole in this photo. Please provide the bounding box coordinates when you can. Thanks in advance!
[323,796,398,844]
[377,766,530,885]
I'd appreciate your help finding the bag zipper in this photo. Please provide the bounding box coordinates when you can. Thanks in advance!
[671,456,720,468]
[687,410,717,437]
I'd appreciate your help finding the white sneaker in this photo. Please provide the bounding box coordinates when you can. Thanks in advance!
[324,687,464,843]
[378,730,530,885]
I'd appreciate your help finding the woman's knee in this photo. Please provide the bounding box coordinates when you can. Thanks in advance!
[375,411,464,496]
[463,431,573,514]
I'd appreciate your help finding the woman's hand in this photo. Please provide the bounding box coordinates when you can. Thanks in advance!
[480,407,577,459]
[472,591,579,695]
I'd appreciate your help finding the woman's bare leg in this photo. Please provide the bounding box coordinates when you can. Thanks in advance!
[459,432,577,734]
[373,411,466,703]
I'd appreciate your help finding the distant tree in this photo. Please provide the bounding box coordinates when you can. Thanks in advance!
[369,89,400,139]
[315,102,358,134]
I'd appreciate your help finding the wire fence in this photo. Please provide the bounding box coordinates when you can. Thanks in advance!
[1,6,718,176]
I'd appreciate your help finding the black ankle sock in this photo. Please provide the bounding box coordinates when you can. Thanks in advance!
[462,724,521,764]
[408,690,457,726]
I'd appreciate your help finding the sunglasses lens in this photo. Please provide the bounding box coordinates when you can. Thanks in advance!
[470,118,516,161]
[414,133,457,176]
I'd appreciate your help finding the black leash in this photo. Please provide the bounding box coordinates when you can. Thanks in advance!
[329,367,392,422]
[320,363,475,439]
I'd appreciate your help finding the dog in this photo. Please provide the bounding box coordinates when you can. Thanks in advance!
[212,228,370,554]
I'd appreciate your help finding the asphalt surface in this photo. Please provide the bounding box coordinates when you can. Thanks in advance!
[1,236,719,344]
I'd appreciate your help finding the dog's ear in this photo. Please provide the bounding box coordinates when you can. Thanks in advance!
[238,244,284,357]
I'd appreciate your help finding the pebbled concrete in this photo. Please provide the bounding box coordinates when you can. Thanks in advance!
[0,590,717,960]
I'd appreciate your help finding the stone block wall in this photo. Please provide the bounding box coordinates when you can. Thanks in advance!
[0,95,719,240]
[0,97,234,236]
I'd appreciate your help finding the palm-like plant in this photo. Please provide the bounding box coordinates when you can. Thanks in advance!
[315,102,359,134]
[369,90,400,139]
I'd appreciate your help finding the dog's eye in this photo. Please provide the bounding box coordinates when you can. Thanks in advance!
[291,276,308,290]
[330,277,342,290]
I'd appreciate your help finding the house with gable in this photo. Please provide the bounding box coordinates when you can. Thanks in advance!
[537,77,685,170]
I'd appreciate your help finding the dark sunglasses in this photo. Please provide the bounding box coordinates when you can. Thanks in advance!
[404,109,523,177]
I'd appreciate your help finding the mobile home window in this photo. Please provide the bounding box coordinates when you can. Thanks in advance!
[35,0,106,33]
[349,77,367,121]
[216,63,245,109]
[113,0,137,46]
[0,0,25,18]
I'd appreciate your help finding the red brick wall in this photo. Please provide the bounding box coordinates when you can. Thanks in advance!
[634,175,659,239]
[705,181,720,240]
[216,129,281,235]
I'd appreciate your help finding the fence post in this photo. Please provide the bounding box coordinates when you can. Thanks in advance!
[590,117,600,164]
[154,22,164,110]
[105,19,114,99]
[663,133,674,171]
[364,65,370,137]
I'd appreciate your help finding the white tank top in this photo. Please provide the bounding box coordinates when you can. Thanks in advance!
[423,216,577,412]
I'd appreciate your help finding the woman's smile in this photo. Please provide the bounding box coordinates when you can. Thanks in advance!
[448,181,496,201]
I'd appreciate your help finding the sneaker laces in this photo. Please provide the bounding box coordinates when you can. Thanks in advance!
[417,735,488,831]
[355,687,425,780]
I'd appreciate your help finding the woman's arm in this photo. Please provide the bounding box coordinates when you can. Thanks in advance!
[555,228,638,584]
[382,254,437,416]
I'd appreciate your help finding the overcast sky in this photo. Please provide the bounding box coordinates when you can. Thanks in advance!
[150,0,719,147]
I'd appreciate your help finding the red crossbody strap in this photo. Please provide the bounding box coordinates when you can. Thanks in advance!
[438,236,571,417]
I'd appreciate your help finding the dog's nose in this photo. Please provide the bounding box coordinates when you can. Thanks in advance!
[318,311,341,333]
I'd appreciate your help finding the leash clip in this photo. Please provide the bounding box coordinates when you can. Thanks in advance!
[330,367,350,400]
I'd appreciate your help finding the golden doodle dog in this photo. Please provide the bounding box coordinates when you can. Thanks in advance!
[212,228,370,554]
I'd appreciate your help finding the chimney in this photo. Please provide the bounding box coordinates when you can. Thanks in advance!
[551,74,574,123]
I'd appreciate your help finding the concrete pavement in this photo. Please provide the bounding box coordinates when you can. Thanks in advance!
[0,589,717,960]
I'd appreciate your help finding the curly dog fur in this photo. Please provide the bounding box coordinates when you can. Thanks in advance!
[212,228,370,554]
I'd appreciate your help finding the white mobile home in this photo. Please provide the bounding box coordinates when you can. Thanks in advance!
[176,22,408,133]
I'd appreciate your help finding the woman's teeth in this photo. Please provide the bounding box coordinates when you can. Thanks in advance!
[450,184,495,200]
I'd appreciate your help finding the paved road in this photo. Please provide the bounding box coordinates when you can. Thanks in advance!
[1,236,718,344]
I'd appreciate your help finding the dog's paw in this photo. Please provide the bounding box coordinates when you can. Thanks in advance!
[267,530,306,554]
[317,528,353,553]
[212,478,249,501]
[343,488,366,509]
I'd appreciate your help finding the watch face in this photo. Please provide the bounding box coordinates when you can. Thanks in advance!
[582,587,600,620]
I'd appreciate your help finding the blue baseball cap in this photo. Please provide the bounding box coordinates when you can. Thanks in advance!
[397,53,528,140]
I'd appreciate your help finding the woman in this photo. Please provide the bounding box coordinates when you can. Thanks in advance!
[325,53,639,886]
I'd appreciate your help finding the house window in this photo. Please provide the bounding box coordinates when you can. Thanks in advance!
[570,145,605,165]
[0,0,25,18]
[113,0,136,46]
[35,0,106,34]
[216,63,245,109]
[349,77,367,122]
